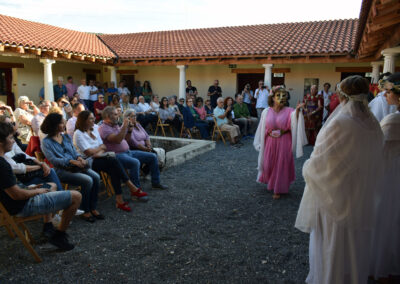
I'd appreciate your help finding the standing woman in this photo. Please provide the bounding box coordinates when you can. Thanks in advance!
[295,75,384,283]
[73,111,148,212]
[41,113,103,223]
[143,81,153,103]
[370,72,400,280]
[253,86,306,199]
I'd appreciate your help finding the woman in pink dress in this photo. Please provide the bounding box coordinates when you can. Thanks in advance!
[254,87,306,199]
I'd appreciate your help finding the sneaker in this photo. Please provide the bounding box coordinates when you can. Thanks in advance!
[49,230,74,251]
[42,222,55,239]
[75,209,84,216]
[152,183,169,190]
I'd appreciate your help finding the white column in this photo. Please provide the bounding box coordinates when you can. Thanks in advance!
[262,64,273,89]
[370,61,382,84]
[177,65,187,99]
[108,66,117,85]
[40,59,55,101]
[382,52,396,74]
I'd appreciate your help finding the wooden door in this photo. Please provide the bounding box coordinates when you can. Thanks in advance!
[236,73,264,94]
[120,75,135,95]
[0,69,14,109]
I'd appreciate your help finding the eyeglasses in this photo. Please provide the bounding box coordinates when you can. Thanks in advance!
[99,96,104,99]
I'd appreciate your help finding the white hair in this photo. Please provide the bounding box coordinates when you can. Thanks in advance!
[17,96,29,106]
[217,97,224,103]
[123,108,136,118]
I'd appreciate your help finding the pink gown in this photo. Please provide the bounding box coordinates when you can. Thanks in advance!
[259,107,295,194]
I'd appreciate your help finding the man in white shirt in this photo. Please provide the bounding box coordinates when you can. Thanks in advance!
[118,81,131,96]
[319,82,332,123]
[254,80,270,119]
[31,100,51,136]
[77,79,90,111]
[66,103,85,139]
[138,96,157,127]
[88,80,98,113]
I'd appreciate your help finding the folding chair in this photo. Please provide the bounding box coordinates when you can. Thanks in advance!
[211,116,228,145]
[0,201,43,262]
[100,171,115,197]
[179,122,200,139]
[154,114,174,137]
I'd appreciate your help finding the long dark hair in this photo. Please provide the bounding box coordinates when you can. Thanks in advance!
[75,110,92,132]
[160,97,169,109]
[40,113,63,137]
[143,81,152,92]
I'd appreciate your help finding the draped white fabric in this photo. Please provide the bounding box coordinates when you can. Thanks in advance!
[370,112,400,278]
[295,99,384,284]
[369,91,397,122]
[253,107,307,182]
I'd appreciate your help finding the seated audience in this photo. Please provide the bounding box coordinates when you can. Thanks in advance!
[233,94,258,137]
[138,96,157,128]
[204,99,213,115]
[31,100,51,136]
[159,97,181,132]
[194,97,214,128]
[56,97,73,120]
[183,98,210,139]
[0,102,15,121]
[66,103,85,139]
[41,113,103,223]
[214,97,241,147]
[14,96,39,143]
[73,111,147,211]
[0,121,81,250]
[120,93,131,113]
[178,98,186,114]
[150,95,160,113]
[94,94,106,122]
[224,96,246,134]
[109,94,120,108]
[99,106,167,190]
[168,96,182,119]
[1,115,63,191]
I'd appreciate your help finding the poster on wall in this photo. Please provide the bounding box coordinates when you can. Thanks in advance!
[304,78,319,95]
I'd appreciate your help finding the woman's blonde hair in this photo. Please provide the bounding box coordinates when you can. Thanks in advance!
[17,96,29,107]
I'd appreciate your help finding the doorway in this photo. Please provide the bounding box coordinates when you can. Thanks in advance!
[120,74,135,95]
[237,73,286,93]
[0,69,14,109]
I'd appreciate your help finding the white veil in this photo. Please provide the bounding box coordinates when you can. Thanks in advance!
[295,92,384,232]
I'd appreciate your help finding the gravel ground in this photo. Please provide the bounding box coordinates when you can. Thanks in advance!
[0,139,314,284]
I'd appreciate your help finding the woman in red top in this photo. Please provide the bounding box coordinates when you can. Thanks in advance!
[328,93,340,116]
[93,95,106,122]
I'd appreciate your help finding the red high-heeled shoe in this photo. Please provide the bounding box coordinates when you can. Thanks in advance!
[131,188,149,202]
[116,202,131,212]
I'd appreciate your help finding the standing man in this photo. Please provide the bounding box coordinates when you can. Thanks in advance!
[133,81,143,99]
[88,80,98,113]
[254,80,269,119]
[319,82,332,123]
[207,80,222,109]
[186,80,198,99]
[77,79,90,111]
[65,76,78,100]
[53,77,68,101]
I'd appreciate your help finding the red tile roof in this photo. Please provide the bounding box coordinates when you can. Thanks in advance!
[0,14,115,59]
[100,19,358,59]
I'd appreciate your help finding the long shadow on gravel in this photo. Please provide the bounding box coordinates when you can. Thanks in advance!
[0,139,313,284]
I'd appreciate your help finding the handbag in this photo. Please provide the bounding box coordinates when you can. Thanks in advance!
[12,153,44,183]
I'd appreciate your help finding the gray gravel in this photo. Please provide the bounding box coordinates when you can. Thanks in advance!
[0,139,313,283]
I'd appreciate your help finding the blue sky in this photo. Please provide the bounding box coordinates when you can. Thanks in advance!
[0,0,363,34]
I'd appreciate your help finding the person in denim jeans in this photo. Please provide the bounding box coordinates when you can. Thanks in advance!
[98,106,168,190]
[0,121,81,251]
[41,113,103,223]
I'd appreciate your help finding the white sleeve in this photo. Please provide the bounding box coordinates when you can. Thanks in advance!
[94,128,104,146]
[291,110,308,158]
[4,152,27,174]
[73,130,91,154]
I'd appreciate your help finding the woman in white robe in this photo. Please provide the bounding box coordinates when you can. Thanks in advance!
[295,75,384,284]
[370,73,400,280]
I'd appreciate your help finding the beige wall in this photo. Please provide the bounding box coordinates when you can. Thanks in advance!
[0,55,103,104]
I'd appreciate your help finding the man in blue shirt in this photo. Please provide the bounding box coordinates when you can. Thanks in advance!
[53,77,67,101]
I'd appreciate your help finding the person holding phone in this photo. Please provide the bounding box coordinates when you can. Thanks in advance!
[254,80,269,119]
[207,80,222,109]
